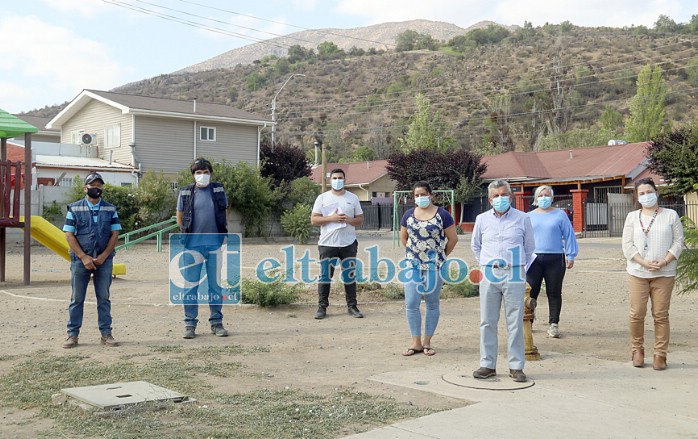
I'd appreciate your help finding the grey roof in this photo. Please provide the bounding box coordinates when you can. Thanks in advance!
[13,115,58,133]
[48,89,272,128]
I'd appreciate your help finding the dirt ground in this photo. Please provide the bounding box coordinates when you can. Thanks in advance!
[1,231,698,437]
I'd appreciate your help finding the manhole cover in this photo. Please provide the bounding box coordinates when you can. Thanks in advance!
[442,373,535,390]
[61,381,186,410]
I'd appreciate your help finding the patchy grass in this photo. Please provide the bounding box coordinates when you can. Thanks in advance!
[0,351,434,439]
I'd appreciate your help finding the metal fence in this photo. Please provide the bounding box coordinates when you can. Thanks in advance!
[359,203,412,230]
[583,202,698,237]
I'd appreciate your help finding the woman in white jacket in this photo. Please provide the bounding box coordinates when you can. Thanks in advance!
[622,177,684,370]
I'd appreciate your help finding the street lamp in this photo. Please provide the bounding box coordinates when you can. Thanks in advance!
[271,73,305,147]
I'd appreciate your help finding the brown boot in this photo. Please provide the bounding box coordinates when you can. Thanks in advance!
[100,334,119,347]
[653,354,667,371]
[632,349,644,368]
[62,336,79,349]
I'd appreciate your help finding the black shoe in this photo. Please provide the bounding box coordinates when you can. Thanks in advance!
[509,369,527,382]
[347,305,364,318]
[314,307,327,319]
[473,367,497,379]
[210,324,229,337]
[183,326,196,339]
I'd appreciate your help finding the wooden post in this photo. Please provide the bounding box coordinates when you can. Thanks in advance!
[24,132,32,285]
[524,283,540,361]
[321,142,327,193]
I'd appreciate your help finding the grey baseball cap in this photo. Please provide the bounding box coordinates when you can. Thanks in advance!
[84,172,105,185]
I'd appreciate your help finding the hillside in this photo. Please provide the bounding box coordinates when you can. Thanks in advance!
[28,21,698,161]
[177,19,512,73]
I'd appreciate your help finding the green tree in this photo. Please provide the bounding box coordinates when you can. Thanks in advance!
[395,30,419,52]
[286,177,320,208]
[446,35,476,53]
[400,93,452,151]
[677,198,698,295]
[386,149,486,192]
[287,45,315,63]
[317,41,345,60]
[686,58,698,87]
[654,14,679,33]
[689,14,698,33]
[646,125,698,195]
[624,65,668,142]
[135,170,176,227]
[244,71,266,92]
[600,105,624,131]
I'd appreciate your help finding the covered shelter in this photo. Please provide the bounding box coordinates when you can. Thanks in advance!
[0,109,37,285]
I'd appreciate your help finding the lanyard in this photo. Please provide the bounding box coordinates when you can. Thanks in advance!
[639,209,659,235]
[639,209,658,252]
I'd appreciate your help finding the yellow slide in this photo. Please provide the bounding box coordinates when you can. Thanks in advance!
[21,216,127,276]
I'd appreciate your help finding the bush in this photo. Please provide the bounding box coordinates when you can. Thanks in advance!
[280,203,312,244]
[41,201,63,222]
[443,267,479,297]
[241,278,301,306]
[135,170,176,227]
[379,283,405,300]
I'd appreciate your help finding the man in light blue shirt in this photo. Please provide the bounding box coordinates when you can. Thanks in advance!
[471,179,535,383]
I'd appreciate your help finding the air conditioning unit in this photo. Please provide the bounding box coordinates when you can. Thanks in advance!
[81,133,97,145]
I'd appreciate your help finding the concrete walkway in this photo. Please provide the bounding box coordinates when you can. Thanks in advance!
[347,349,698,439]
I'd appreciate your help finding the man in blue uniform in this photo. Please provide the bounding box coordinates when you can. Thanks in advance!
[62,172,122,348]
[176,158,230,339]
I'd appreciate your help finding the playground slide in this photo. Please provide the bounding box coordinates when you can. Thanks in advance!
[21,216,127,276]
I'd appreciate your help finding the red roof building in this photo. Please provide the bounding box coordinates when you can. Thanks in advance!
[309,160,395,202]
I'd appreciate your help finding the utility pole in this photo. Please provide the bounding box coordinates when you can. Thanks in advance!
[321,141,327,193]
[271,73,306,148]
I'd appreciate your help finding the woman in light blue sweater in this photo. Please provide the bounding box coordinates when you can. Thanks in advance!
[526,185,578,338]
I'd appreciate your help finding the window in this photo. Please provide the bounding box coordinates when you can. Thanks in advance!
[105,124,121,148]
[200,126,216,141]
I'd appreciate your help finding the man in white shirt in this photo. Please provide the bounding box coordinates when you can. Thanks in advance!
[311,168,365,319]
[471,179,535,383]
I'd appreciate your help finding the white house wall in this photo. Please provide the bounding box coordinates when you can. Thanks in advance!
[59,100,133,166]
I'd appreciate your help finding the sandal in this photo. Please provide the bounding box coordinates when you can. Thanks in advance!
[423,347,436,356]
[402,347,424,356]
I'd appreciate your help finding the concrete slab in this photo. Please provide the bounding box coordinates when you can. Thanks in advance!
[61,381,185,410]
[351,349,698,438]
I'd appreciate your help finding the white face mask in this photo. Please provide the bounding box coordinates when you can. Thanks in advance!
[195,173,210,187]
[638,192,658,208]
[331,179,344,191]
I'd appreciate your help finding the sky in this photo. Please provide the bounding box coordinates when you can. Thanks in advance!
[1,0,695,114]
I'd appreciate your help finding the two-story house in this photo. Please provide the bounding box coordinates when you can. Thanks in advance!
[47,90,272,185]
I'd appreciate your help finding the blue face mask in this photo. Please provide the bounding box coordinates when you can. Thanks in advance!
[331,179,344,191]
[415,196,431,208]
[537,196,552,209]
[492,195,510,213]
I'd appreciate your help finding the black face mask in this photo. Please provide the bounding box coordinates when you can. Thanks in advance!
[87,187,103,199]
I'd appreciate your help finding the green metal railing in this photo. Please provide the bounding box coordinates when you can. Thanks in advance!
[116,217,179,252]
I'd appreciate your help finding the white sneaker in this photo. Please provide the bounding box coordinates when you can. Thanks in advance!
[547,323,560,338]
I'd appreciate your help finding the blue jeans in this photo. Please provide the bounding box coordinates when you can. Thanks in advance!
[67,258,113,336]
[479,266,526,370]
[404,268,443,337]
[182,245,224,328]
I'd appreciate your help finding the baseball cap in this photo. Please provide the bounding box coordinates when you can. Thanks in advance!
[84,172,105,185]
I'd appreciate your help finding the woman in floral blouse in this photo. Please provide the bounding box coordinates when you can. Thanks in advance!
[399,181,458,356]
